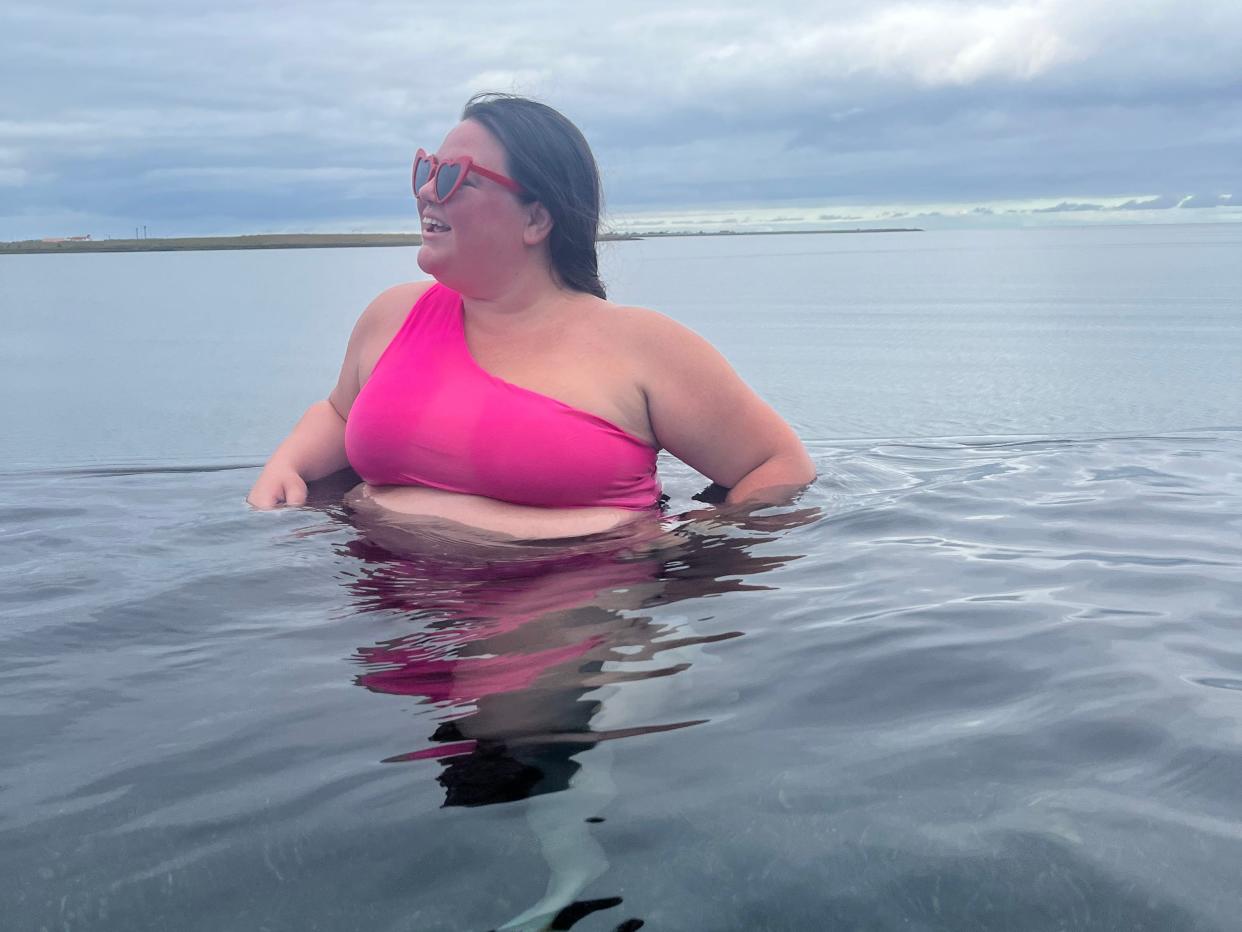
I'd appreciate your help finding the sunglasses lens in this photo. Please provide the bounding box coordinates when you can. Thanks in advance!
[413,157,432,194]
[435,163,462,201]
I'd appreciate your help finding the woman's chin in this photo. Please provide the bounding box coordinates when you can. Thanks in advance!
[415,244,440,277]
[415,245,464,289]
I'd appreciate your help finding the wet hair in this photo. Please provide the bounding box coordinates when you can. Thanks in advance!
[461,93,606,299]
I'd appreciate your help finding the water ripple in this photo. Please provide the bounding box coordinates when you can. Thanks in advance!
[4,434,1242,929]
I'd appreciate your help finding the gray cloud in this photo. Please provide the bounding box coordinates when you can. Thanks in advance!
[1116,194,1184,210]
[1029,194,1238,214]
[2,0,1240,238]
[1031,201,1103,212]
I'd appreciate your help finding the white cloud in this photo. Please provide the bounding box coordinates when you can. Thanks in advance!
[689,2,1079,91]
[1,0,1239,237]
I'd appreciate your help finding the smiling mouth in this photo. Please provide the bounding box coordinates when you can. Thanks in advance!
[421,217,451,233]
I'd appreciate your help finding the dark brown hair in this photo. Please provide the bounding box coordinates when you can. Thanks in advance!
[462,93,606,298]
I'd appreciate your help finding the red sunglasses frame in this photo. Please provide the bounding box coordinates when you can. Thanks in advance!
[412,148,524,202]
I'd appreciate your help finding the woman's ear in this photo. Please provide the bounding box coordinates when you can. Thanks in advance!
[522,201,554,246]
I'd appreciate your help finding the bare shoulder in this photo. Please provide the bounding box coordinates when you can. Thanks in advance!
[355,279,435,341]
[597,303,727,381]
[598,302,713,354]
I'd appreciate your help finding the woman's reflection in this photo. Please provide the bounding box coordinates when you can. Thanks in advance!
[336,499,819,809]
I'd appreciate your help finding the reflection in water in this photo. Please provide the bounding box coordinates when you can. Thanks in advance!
[331,492,817,929]
[337,503,816,807]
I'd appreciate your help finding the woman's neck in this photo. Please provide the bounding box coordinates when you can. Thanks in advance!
[461,265,581,328]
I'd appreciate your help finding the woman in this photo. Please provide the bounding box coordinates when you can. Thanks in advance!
[247,94,815,539]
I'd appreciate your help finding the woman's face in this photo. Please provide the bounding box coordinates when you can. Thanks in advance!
[415,120,532,292]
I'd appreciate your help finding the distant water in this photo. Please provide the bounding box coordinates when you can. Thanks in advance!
[3,226,1242,930]
[3,225,1241,466]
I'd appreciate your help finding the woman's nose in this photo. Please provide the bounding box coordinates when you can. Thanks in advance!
[415,172,438,202]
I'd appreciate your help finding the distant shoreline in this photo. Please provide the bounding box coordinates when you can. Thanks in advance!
[634,228,923,238]
[0,227,921,255]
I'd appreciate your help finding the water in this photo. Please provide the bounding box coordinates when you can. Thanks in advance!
[3,227,1242,930]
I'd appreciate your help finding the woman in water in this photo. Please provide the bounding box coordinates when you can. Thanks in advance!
[247,93,815,537]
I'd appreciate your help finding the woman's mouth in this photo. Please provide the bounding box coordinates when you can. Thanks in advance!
[421,216,451,234]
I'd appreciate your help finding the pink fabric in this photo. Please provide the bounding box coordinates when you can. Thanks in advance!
[345,283,661,510]
[351,550,660,707]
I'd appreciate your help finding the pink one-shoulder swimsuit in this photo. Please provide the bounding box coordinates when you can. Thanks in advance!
[345,283,661,510]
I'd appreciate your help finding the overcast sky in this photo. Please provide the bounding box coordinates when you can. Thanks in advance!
[3,0,1240,239]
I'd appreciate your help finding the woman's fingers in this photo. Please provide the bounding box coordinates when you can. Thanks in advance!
[282,475,309,506]
[246,479,276,508]
[247,469,307,508]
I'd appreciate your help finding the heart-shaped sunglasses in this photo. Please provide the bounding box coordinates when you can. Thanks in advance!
[412,148,524,203]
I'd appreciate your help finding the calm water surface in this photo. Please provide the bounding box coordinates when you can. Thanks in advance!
[3,226,1242,930]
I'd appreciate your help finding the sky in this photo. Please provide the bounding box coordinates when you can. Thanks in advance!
[2,0,1240,239]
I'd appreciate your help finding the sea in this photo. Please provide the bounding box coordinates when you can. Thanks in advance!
[2,224,1241,931]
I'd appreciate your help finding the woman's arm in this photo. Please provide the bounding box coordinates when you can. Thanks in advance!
[629,309,816,506]
[720,448,818,505]
[247,281,431,508]
[246,400,350,507]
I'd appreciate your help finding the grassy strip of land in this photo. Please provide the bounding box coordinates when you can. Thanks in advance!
[0,233,427,255]
[0,227,917,255]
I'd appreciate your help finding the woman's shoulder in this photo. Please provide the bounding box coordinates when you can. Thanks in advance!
[354,279,437,337]
[361,279,437,320]
[592,300,738,398]
[596,300,711,356]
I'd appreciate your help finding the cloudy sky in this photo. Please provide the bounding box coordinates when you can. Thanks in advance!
[3,0,1240,239]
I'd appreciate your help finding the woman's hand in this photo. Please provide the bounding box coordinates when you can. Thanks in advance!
[245,400,351,509]
[247,461,309,508]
